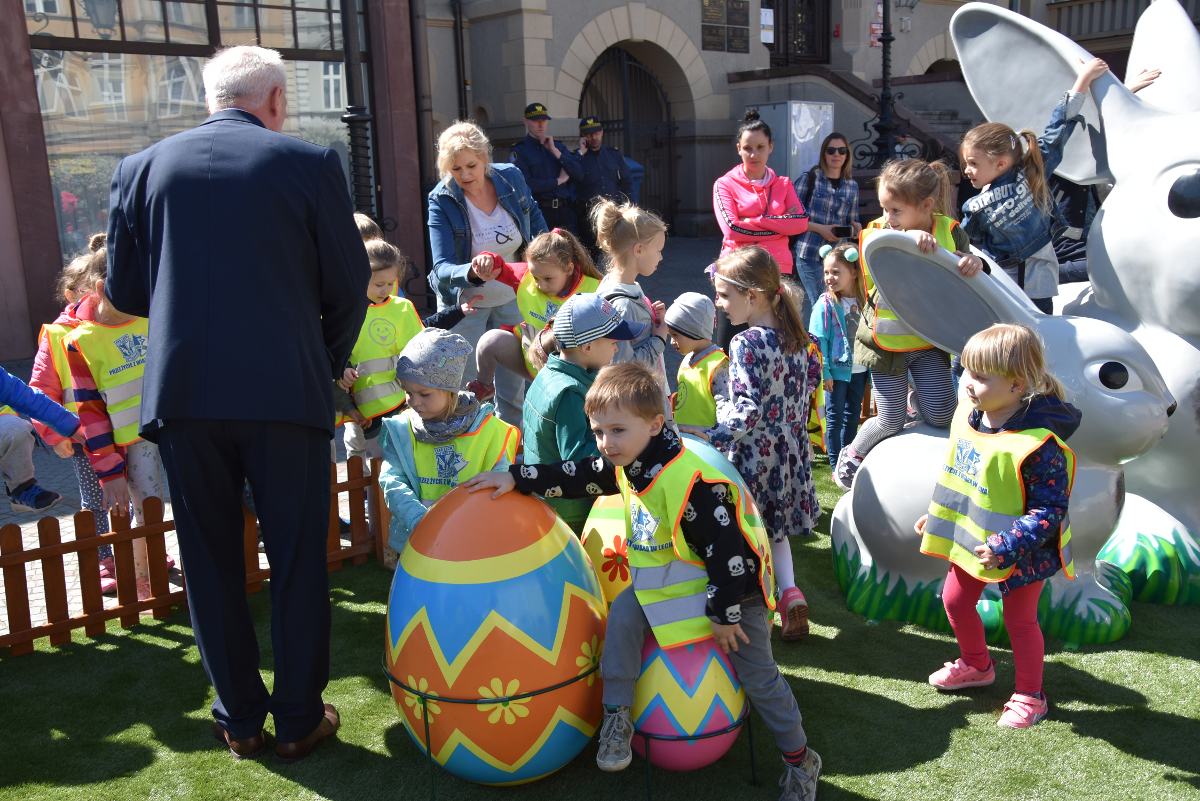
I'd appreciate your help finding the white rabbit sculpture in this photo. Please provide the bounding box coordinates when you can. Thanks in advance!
[829,231,1174,645]
[951,0,1200,606]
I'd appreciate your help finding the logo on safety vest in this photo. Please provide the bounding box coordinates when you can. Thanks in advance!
[369,318,397,346]
[434,445,469,484]
[530,300,559,325]
[110,332,147,375]
[673,381,688,411]
[945,438,987,494]
[628,500,668,552]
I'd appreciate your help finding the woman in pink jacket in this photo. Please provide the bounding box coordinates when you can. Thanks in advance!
[712,109,808,348]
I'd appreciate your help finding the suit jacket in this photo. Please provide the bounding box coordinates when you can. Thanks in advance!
[105,109,370,436]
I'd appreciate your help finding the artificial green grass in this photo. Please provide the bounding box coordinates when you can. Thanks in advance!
[2,462,1198,800]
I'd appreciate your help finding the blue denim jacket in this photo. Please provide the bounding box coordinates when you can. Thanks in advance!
[426,162,548,309]
[961,91,1085,263]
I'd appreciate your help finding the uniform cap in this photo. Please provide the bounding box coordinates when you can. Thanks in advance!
[579,116,603,133]
[524,103,551,120]
[553,294,647,350]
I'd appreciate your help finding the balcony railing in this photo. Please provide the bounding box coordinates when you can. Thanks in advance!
[1049,0,1199,42]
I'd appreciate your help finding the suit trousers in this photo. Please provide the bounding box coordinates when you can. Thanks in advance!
[156,418,332,742]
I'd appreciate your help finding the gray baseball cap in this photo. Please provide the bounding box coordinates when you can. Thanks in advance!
[553,294,647,350]
[664,292,716,342]
[395,328,472,391]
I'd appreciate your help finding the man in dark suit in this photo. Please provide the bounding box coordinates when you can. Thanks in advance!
[105,46,370,764]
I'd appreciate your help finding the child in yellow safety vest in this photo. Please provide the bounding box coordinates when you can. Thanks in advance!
[663,292,728,428]
[62,243,173,601]
[465,363,822,800]
[834,159,986,492]
[378,329,520,552]
[916,324,1079,729]
[679,247,822,643]
[336,240,477,464]
[466,228,603,400]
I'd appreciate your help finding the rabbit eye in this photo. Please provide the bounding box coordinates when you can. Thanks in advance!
[1168,169,1200,219]
[1086,361,1142,393]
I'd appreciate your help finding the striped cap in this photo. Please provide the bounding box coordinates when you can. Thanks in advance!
[553,294,647,350]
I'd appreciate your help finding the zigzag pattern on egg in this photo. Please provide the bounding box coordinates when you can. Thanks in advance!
[633,647,747,736]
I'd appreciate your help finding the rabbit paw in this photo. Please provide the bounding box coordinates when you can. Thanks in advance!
[1098,493,1200,606]
[1039,569,1132,647]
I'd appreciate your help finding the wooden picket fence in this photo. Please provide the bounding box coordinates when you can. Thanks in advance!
[0,456,384,657]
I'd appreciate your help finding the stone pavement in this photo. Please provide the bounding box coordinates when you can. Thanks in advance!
[0,235,722,639]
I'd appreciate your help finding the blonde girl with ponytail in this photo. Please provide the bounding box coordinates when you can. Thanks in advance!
[591,198,673,417]
[678,245,823,641]
[959,57,1109,314]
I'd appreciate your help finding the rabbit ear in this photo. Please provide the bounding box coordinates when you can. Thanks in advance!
[1127,0,1200,114]
[951,3,1108,184]
[861,230,1039,355]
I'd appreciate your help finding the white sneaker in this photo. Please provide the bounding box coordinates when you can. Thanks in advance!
[779,749,822,801]
[596,706,634,772]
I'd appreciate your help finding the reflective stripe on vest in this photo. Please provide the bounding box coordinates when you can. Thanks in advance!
[673,349,727,427]
[62,317,148,446]
[860,215,959,352]
[41,321,79,414]
[348,297,424,421]
[408,410,520,504]
[921,401,1076,582]
[619,442,776,648]
[515,270,601,331]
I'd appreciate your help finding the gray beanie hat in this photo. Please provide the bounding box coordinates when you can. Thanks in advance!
[395,328,472,392]
[663,292,716,342]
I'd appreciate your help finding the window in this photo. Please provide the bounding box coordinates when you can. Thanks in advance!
[156,57,203,118]
[25,0,60,13]
[761,0,829,65]
[34,50,89,118]
[323,62,343,110]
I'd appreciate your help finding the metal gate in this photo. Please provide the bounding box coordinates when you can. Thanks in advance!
[578,47,676,226]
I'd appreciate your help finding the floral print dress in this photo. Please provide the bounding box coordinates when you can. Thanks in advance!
[707,327,823,542]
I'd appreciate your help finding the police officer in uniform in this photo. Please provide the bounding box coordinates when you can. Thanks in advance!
[573,116,634,257]
[509,103,584,232]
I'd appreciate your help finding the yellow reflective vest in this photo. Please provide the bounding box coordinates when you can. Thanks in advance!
[620,442,776,649]
[407,410,520,505]
[61,317,148,446]
[922,401,1076,582]
[859,215,959,352]
[672,348,728,427]
[513,270,600,377]
[0,406,15,416]
[344,296,424,423]
[40,321,79,414]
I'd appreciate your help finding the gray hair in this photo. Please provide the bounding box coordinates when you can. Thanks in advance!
[203,46,287,112]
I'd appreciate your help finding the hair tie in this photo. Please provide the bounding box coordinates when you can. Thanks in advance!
[551,228,563,236]
[846,247,860,262]
[532,335,549,364]
[818,244,834,259]
[776,286,784,296]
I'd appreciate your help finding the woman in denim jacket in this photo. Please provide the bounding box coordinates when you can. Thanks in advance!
[427,121,548,422]
[959,58,1109,314]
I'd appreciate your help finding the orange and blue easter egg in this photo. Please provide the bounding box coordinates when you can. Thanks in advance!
[631,632,747,771]
[385,486,607,785]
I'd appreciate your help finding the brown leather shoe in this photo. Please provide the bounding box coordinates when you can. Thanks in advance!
[212,722,267,759]
[274,704,340,765]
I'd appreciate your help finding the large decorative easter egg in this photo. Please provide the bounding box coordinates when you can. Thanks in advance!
[630,633,747,771]
[581,493,631,606]
[385,486,607,785]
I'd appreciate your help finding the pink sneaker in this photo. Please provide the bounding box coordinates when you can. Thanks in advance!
[466,380,495,402]
[99,557,115,579]
[100,576,117,595]
[928,657,996,690]
[779,587,810,641]
[998,692,1049,728]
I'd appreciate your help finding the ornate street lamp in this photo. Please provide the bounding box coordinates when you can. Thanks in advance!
[871,0,921,166]
[339,0,375,216]
[80,0,119,39]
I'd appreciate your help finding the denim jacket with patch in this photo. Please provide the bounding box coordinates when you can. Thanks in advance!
[426,162,548,309]
[961,91,1086,263]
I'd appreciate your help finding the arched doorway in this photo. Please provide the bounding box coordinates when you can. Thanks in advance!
[578,47,676,226]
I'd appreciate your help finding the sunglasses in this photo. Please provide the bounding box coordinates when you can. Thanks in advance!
[825,146,849,155]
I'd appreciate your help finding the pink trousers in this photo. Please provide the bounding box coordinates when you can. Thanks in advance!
[943,564,1044,696]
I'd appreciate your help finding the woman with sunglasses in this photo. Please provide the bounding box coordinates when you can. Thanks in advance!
[712,109,810,350]
[792,133,861,326]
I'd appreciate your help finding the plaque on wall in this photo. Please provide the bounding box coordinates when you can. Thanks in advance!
[702,24,727,51]
[701,0,725,25]
[727,26,750,53]
[726,0,749,28]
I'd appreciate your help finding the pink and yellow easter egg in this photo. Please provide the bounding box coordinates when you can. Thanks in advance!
[581,493,632,606]
[385,487,607,785]
[630,632,747,771]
